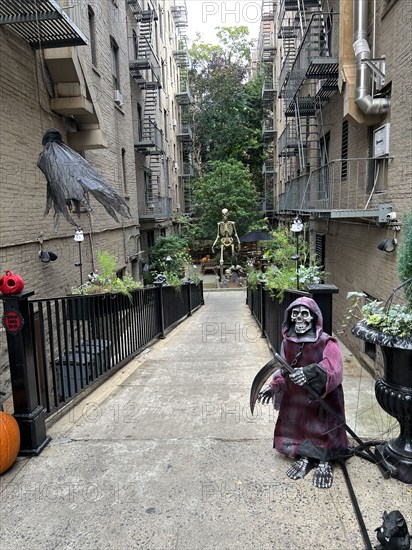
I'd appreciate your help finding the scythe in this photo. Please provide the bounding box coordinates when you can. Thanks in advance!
[250,352,390,477]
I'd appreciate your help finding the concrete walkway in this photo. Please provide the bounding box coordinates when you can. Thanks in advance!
[0,290,410,550]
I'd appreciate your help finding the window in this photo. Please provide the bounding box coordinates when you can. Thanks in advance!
[110,37,120,90]
[319,133,330,202]
[132,29,138,60]
[88,6,97,67]
[315,234,326,269]
[144,170,153,203]
[341,119,349,181]
[147,230,155,248]
[161,60,166,88]
[121,148,128,195]
[137,103,143,140]
[164,109,168,139]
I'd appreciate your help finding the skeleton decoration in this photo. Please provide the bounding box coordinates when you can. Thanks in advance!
[212,208,240,265]
[255,297,349,489]
[37,128,131,230]
[290,305,315,335]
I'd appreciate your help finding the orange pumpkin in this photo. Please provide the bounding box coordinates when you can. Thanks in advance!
[0,412,20,474]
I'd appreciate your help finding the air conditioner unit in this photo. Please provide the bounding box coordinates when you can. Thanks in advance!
[114,89,124,107]
[174,162,179,170]
[172,119,177,128]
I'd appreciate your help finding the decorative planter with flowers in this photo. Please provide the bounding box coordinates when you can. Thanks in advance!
[351,210,412,482]
[352,317,412,483]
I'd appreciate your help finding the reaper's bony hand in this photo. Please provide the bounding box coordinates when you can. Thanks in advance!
[289,367,307,386]
[257,386,273,405]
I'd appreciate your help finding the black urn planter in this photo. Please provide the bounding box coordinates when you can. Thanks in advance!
[352,321,412,483]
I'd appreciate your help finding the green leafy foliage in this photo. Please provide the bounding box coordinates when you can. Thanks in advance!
[398,209,412,307]
[70,252,142,298]
[341,292,412,337]
[193,159,266,240]
[189,27,264,181]
[148,236,192,277]
[246,227,324,300]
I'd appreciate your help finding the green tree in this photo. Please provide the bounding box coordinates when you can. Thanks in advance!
[189,26,264,180]
[148,236,192,276]
[193,159,266,241]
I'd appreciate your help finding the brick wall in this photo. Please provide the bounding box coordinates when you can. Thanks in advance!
[0,0,142,390]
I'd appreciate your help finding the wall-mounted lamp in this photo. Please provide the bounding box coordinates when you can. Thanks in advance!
[377,225,400,253]
[290,215,303,289]
[377,239,397,253]
[39,250,58,263]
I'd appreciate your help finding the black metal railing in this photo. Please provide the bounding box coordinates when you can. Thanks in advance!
[2,281,204,453]
[247,283,338,352]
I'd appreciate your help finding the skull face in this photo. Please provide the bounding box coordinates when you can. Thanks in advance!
[290,306,314,334]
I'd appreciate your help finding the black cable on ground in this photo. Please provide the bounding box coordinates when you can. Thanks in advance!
[339,459,374,550]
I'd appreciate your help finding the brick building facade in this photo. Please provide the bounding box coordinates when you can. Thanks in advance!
[0,0,192,390]
[258,0,411,370]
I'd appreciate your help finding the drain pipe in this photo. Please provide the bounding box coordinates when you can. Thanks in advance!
[353,0,390,115]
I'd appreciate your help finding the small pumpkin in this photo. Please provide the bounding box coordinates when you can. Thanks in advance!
[0,411,20,474]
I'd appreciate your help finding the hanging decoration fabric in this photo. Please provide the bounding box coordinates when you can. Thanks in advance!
[37,128,131,230]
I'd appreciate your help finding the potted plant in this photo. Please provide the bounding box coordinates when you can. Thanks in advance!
[350,209,412,483]
[69,251,143,320]
[71,251,143,298]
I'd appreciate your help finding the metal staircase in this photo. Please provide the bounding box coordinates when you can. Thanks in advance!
[171,0,195,216]
[277,0,339,181]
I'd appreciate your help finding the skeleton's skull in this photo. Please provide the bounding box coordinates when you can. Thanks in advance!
[290,306,314,334]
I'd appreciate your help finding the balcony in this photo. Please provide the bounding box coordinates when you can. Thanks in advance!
[180,162,195,179]
[261,32,276,62]
[171,2,188,36]
[0,0,87,49]
[173,38,190,68]
[129,36,161,87]
[175,80,193,105]
[262,118,276,142]
[282,0,320,10]
[262,160,275,175]
[140,196,172,220]
[135,120,164,153]
[278,157,392,219]
[43,48,106,150]
[262,0,276,22]
[127,0,143,20]
[177,123,193,143]
[281,12,339,113]
[262,74,276,103]
[278,123,298,157]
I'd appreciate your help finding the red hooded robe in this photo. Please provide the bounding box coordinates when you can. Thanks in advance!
[270,297,350,461]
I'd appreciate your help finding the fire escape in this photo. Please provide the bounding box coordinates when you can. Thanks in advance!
[129,0,170,220]
[0,0,110,151]
[277,0,390,220]
[260,0,277,217]
[171,0,195,215]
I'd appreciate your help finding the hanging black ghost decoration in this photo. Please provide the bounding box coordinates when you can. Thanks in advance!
[37,128,131,230]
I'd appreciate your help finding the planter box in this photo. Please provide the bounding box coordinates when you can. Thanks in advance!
[352,321,412,483]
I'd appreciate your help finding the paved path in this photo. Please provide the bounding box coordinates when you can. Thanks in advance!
[0,290,410,550]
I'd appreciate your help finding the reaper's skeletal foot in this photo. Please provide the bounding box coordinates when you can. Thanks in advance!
[287,457,311,480]
[313,461,333,489]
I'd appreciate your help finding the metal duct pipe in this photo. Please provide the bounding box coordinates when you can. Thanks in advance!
[353,0,390,115]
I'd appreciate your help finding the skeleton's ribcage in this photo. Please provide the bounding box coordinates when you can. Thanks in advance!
[219,222,234,237]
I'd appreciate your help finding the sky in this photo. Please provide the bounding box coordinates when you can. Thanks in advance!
[184,0,261,44]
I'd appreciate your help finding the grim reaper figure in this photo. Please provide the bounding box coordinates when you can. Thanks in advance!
[37,128,131,229]
[258,297,349,488]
